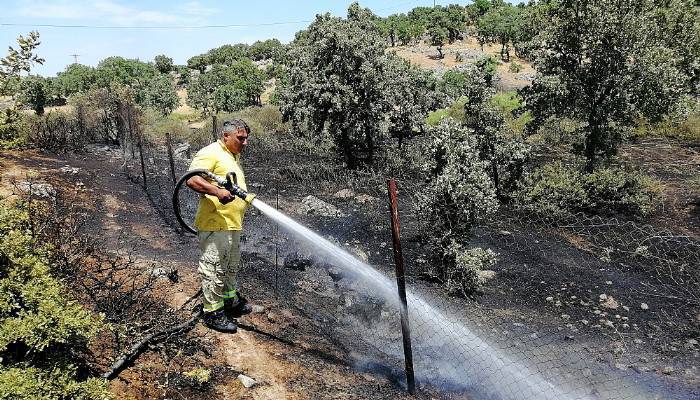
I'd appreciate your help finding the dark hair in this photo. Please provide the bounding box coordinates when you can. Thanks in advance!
[222,119,250,134]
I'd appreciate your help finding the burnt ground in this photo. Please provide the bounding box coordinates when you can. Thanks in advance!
[0,149,413,400]
[1,136,699,399]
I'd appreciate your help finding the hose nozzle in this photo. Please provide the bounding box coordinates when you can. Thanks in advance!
[224,172,256,204]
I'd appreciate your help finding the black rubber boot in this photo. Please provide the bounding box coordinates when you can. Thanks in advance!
[225,296,253,318]
[202,309,237,333]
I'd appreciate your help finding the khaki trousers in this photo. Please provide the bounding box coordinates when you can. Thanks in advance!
[197,230,241,312]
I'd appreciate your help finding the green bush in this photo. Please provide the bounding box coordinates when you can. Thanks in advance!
[583,167,661,217]
[425,96,467,126]
[519,162,661,217]
[142,110,191,144]
[0,108,30,149]
[519,161,587,216]
[444,243,497,297]
[0,199,110,400]
[508,61,522,73]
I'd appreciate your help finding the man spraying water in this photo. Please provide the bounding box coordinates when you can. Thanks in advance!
[185,119,256,333]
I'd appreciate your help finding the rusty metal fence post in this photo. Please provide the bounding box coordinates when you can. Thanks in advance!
[387,178,416,395]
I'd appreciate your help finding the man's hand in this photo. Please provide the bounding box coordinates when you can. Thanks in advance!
[216,188,235,204]
[187,175,236,205]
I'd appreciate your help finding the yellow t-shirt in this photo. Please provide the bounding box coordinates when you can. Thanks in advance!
[188,140,249,231]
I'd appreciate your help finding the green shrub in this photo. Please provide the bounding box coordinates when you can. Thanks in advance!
[0,199,110,400]
[519,161,587,216]
[444,243,497,297]
[0,366,112,400]
[583,167,661,217]
[0,108,30,149]
[519,162,661,217]
[508,61,522,73]
[425,96,467,126]
[142,110,191,144]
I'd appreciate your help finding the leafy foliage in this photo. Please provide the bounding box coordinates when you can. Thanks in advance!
[56,64,98,97]
[0,200,110,399]
[416,118,499,294]
[522,0,689,170]
[154,54,173,74]
[17,75,49,115]
[477,3,522,61]
[0,31,44,95]
[138,74,180,116]
[519,162,661,217]
[278,3,436,168]
[186,60,264,115]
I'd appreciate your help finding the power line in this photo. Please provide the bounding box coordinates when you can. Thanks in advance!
[0,20,313,30]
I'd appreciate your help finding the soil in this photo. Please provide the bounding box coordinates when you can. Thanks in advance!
[389,37,537,91]
[0,149,413,400]
[1,135,698,399]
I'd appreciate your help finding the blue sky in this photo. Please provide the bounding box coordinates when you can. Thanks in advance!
[0,1,519,77]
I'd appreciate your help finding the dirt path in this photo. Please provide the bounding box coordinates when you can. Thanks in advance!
[0,149,411,400]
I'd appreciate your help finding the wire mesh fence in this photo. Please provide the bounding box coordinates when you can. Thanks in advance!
[116,125,699,400]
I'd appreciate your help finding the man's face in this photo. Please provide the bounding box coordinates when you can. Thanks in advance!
[222,128,248,154]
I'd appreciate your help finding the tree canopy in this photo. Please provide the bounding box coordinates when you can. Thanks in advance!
[522,0,690,170]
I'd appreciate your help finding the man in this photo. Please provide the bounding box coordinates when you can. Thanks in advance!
[187,119,254,333]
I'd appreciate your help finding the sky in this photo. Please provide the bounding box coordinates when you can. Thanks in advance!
[0,1,520,77]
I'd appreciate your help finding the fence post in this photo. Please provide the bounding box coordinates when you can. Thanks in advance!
[211,114,218,142]
[137,135,147,189]
[386,178,416,395]
[165,132,177,185]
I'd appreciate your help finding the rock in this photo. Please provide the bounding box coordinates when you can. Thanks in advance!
[499,230,512,236]
[601,295,619,310]
[599,294,608,301]
[173,143,190,158]
[546,296,554,302]
[615,363,628,370]
[301,195,346,217]
[237,374,256,388]
[661,366,675,375]
[640,302,649,310]
[333,188,355,198]
[250,305,265,313]
[478,270,497,281]
[561,314,570,320]
[16,181,56,200]
[149,267,179,283]
[348,246,368,263]
[59,166,80,174]
[354,194,377,204]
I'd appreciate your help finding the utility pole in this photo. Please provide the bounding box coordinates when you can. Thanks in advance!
[69,54,80,64]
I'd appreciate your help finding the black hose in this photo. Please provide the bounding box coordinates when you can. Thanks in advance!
[173,169,254,235]
[172,169,211,234]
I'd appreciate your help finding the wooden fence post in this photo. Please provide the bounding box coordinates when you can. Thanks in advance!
[387,178,416,395]
[165,132,177,185]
